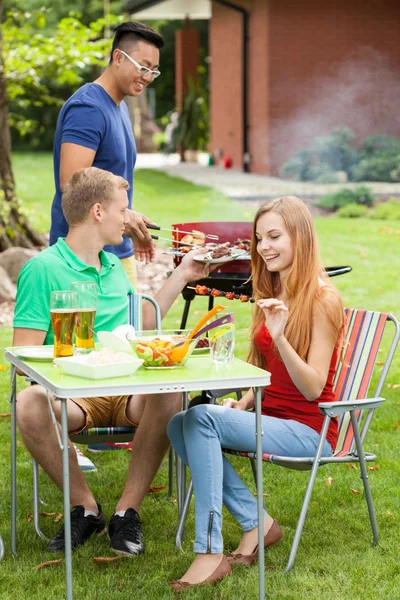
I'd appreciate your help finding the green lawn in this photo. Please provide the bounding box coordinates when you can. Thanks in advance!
[0,152,399,599]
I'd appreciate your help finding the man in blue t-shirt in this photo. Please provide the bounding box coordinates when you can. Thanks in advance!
[50,21,164,287]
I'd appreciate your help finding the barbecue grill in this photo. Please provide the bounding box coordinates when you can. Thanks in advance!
[172,221,352,329]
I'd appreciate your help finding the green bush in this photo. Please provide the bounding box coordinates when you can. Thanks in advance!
[281,126,357,181]
[310,126,358,173]
[337,203,369,218]
[280,149,313,180]
[318,186,375,211]
[369,198,400,220]
[351,155,400,182]
[281,129,400,182]
[171,76,209,151]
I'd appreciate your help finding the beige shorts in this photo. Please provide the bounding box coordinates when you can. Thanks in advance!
[70,395,137,435]
[121,255,137,289]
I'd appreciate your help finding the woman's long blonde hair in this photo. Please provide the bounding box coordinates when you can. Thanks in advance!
[248,196,344,369]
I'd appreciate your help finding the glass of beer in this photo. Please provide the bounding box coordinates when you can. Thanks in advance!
[70,282,98,353]
[50,291,79,358]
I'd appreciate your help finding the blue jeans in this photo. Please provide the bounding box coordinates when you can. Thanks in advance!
[167,404,332,554]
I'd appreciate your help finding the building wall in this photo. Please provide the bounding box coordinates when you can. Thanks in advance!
[210,3,244,169]
[210,0,400,175]
[210,0,270,172]
[268,0,400,174]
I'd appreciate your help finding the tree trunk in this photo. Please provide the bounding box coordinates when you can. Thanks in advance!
[0,12,46,251]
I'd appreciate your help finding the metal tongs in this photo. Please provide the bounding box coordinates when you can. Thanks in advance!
[146,224,219,241]
[151,235,207,247]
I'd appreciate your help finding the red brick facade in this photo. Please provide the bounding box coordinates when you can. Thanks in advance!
[175,26,200,112]
[210,0,400,174]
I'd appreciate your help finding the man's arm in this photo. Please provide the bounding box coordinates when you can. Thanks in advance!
[59,143,96,191]
[12,329,47,376]
[13,329,46,347]
[59,144,157,263]
[141,250,211,329]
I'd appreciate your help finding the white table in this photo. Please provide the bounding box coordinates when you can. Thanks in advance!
[6,348,270,600]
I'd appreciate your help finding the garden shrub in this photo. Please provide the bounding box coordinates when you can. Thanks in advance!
[369,199,400,220]
[351,135,400,182]
[280,149,313,180]
[337,203,369,218]
[310,126,358,174]
[281,129,400,182]
[318,186,374,211]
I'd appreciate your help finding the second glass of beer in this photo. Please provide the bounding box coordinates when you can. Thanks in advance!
[50,291,79,358]
[70,282,97,353]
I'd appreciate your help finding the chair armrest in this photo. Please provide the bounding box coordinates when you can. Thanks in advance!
[318,397,385,417]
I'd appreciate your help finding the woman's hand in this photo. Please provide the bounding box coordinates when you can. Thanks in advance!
[257,298,288,342]
[219,397,246,410]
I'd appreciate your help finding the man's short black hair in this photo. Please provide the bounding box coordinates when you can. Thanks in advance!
[110,21,164,63]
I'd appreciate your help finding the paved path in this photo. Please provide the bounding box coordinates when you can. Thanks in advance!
[135,153,400,201]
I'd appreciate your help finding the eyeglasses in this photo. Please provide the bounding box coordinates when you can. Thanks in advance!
[118,49,161,80]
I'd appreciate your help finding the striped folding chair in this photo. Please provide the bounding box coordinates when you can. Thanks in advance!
[176,309,400,569]
[30,293,175,542]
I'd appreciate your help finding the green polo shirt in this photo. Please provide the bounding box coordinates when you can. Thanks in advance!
[14,238,134,345]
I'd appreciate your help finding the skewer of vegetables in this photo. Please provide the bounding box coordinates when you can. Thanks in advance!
[188,285,255,303]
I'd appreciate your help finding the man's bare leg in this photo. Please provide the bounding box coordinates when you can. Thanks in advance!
[116,392,182,512]
[16,385,98,512]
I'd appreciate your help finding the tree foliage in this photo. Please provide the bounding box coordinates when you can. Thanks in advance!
[0,4,123,249]
[3,8,121,138]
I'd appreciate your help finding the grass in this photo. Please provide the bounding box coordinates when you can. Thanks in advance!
[0,152,399,599]
[12,152,253,234]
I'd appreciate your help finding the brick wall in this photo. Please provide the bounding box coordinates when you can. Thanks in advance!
[210,0,400,175]
[210,2,244,169]
[175,27,199,111]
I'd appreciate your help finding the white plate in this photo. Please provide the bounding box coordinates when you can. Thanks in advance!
[193,346,210,355]
[97,330,134,354]
[15,346,55,362]
[193,249,247,264]
[54,353,143,379]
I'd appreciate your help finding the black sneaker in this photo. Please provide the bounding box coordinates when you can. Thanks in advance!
[47,503,105,552]
[109,508,144,556]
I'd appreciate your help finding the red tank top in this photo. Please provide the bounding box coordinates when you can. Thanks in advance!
[255,324,338,450]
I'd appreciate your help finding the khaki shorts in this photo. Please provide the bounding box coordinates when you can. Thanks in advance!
[70,395,137,435]
[121,255,137,289]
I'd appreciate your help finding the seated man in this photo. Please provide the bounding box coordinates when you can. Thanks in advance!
[13,166,210,556]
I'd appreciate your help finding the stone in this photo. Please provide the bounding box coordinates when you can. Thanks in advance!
[335,170,349,183]
[0,247,38,282]
[0,266,16,302]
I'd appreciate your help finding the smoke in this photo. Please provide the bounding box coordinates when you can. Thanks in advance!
[270,47,400,173]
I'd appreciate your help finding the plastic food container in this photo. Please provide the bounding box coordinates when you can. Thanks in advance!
[127,330,198,368]
[54,351,143,379]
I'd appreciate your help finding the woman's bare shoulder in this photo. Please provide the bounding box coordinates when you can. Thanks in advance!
[315,281,344,318]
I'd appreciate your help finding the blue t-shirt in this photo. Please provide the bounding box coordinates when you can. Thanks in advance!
[50,83,136,259]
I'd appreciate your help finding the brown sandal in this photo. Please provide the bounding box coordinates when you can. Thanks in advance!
[227,519,283,566]
[170,555,231,592]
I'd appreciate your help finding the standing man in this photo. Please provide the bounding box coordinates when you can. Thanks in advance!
[50,21,164,287]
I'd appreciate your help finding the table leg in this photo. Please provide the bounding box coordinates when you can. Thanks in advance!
[180,393,189,507]
[10,364,17,556]
[175,392,189,531]
[60,398,73,600]
[255,386,265,600]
